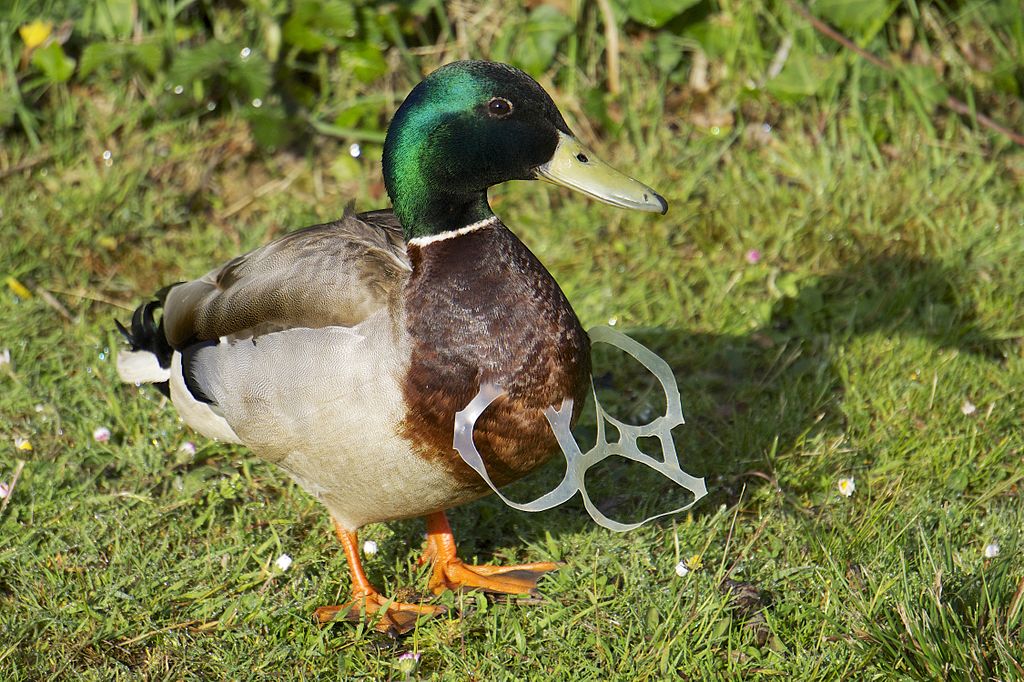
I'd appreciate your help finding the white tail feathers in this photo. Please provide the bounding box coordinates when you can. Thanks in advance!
[117,350,171,384]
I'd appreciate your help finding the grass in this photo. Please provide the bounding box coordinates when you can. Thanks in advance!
[2,1,1024,679]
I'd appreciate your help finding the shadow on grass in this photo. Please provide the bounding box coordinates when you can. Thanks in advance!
[443,250,1014,557]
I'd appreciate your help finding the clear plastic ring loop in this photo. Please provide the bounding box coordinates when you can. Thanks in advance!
[453,326,707,531]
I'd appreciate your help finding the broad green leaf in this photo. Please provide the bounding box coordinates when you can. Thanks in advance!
[815,0,896,40]
[245,104,295,150]
[283,0,357,52]
[81,42,163,78]
[229,53,273,100]
[684,16,742,59]
[624,0,701,29]
[776,272,802,299]
[512,5,574,76]
[169,42,271,101]
[31,43,76,83]
[130,42,164,75]
[406,0,436,19]
[84,0,135,39]
[169,42,234,87]
[766,50,838,102]
[340,43,388,84]
[333,98,383,128]
[80,43,119,78]
[654,32,685,73]
[282,16,327,52]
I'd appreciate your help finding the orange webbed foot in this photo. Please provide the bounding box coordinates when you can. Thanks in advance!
[317,518,444,635]
[423,511,560,596]
[427,558,561,596]
[314,590,444,635]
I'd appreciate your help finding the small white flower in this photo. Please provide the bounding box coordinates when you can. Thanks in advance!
[961,400,977,415]
[178,441,196,456]
[838,477,856,497]
[362,540,378,556]
[984,542,1000,559]
[0,482,9,499]
[397,651,421,675]
[0,349,10,367]
[93,427,111,443]
[274,553,292,571]
[674,561,690,577]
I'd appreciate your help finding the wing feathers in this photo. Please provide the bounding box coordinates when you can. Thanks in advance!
[162,210,409,348]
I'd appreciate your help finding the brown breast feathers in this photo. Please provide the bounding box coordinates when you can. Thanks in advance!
[400,223,591,490]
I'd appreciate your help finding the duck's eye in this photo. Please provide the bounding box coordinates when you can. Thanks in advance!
[487,97,513,118]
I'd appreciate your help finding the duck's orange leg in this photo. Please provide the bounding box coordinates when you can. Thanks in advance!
[423,511,560,596]
[314,518,443,635]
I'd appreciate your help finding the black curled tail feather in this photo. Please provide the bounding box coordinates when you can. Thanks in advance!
[115,299,174,370]
[115,297,175,398]
[116,285,217,405]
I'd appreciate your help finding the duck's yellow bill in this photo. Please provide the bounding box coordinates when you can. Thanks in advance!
[535,131,668,214]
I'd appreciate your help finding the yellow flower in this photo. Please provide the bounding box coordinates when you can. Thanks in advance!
[19,20,53,50]
[14,437,33,452]
[5,276,32,300]
[685,554,703,571]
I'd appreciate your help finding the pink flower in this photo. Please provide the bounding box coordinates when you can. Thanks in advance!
[745,249,762,264]
[397,651,421,675]
[93,427,111,443]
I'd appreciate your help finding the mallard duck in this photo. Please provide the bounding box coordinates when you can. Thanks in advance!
[117,60,667,635]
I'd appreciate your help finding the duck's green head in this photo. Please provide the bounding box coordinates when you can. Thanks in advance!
[383,61,667,241]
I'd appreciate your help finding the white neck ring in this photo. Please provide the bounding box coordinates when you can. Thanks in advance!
[407,216,498,247]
